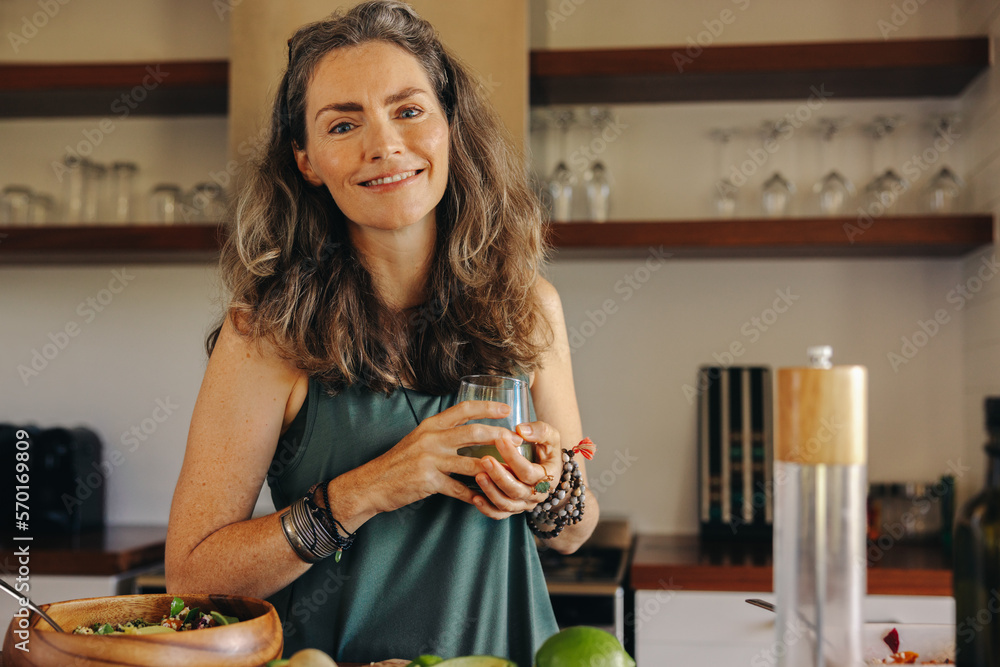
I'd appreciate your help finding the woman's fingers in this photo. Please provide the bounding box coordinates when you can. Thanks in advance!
[431,400,512,429]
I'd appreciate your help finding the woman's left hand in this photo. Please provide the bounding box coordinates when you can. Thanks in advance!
[472,420,562,519]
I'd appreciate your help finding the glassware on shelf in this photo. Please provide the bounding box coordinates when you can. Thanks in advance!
[189,182,227,223]
[28,193,54,226]
[149,183,183,224]
[759,120,796,217]
[864,115,908,212]
[61,155,90,224]
[83,162,107,224]
[1,186,33,225]
[709,127,739,218]
[813,117,856,216]
[582,107,613,222]
[925,114,964,214]
[110,161,138,224]
[545,109,576,223]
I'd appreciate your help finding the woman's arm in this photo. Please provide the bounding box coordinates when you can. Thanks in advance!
[165,317,312,597]
[471,278,599,554]
[166,318,524,597]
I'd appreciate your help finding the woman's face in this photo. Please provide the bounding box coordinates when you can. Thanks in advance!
[294,41,450,234]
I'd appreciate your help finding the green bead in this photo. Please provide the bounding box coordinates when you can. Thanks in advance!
[335,550,342,563]
[534,480,550,494]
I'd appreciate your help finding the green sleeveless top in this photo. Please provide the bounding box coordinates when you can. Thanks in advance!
[266,377,558,665]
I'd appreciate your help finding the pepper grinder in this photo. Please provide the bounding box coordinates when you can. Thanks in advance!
[774,346,867,666]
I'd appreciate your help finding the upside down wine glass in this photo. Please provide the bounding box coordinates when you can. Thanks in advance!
[546,109,576,223]
[710,127,739,218]
[455,375,536,490]
[813,117,856,216]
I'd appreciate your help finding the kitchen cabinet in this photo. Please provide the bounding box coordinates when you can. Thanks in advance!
[633,590,953,664]
[0,36,991,263]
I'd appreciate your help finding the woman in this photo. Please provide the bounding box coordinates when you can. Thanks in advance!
[165,1,598,663]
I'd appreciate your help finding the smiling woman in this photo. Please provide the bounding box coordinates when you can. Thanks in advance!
[164,1,598,664]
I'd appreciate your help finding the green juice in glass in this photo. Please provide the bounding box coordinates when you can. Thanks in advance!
[454,375,533,490]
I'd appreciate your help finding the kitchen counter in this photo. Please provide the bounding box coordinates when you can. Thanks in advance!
[630,534,952,596]
[0,525,166,576]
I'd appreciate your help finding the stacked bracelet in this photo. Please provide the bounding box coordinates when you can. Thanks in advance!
[527,446,588,539]
[280,482,357,563]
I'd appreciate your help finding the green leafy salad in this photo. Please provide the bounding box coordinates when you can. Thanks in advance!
[73,596,240,635]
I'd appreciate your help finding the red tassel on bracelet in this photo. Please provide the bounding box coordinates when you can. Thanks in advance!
[573,437,596,460]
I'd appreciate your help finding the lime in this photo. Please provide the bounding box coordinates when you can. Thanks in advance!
[535,627,635,667]
[436,658,515,666]
[407,656,445,666]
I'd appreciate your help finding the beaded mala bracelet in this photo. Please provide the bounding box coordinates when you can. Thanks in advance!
[527,438,595,539]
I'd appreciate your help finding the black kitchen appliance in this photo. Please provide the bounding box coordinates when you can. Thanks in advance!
[697,366,774,541]
[0,424,105,537]
[538,518,632,651]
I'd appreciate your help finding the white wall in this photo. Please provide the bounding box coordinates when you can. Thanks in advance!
[0,0,993,534]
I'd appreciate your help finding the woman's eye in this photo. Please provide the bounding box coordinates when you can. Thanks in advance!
[400,107,422,119]
[329,122,354,135]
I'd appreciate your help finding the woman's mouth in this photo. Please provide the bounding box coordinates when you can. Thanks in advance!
[360,170,422,187]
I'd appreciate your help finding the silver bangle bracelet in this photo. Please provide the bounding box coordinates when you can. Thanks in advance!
[280,501,322,564]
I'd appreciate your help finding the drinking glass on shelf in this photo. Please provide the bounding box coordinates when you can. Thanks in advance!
[709,127,739,218]
[110,162,138,224]
[28,192,54,226]
[545,109,576,223]
[149,184,183,224]
[1,186,32,225]
[455,375,534,489]
[61,155,90,224]
[759,120,795,217]
[813,117,856,216]
[583,106,613,222]
[189,182,227,223]
[864,115,907,212]
[924,114,964,213]
[83,162,107,224]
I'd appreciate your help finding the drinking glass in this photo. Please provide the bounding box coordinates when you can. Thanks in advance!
[83,162,107,224]
[1,186,33,225]
[813,117,855,216]
[110,161,138,224]
[583,107,613,222]
[709,127,739,218]
[455,375,535,488]
[864,115,907,212]
[61,155,89,224]
[759,120,795,217]
[545,109,576,223]
[925,114,964,213]
[149,184,183,224]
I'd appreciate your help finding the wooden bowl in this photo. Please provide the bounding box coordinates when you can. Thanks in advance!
[1,593,282,667]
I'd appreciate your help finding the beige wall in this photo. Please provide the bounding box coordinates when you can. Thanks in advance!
[228,0,527,161]
[0,0,995,532]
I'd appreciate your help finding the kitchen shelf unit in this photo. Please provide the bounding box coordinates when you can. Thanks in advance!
[0,37,992,261]
[530,36,990,105]
[0,215,991,264]
[0,60,229,118]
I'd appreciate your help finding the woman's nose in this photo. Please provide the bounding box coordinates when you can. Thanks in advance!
[364,118,404,161]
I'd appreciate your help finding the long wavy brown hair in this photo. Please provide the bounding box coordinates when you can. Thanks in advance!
[210,0,550,395]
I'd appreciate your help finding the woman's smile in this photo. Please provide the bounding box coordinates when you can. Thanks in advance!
[294,41,450,235]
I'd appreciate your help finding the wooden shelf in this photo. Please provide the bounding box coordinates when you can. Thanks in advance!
[544,215,994,258]
[0,216,989,263]
[0,60,228,118]
[0,224,224,263]
[531,37,990,105]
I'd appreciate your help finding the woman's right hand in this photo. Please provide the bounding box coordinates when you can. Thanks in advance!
[330,400,524,525]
